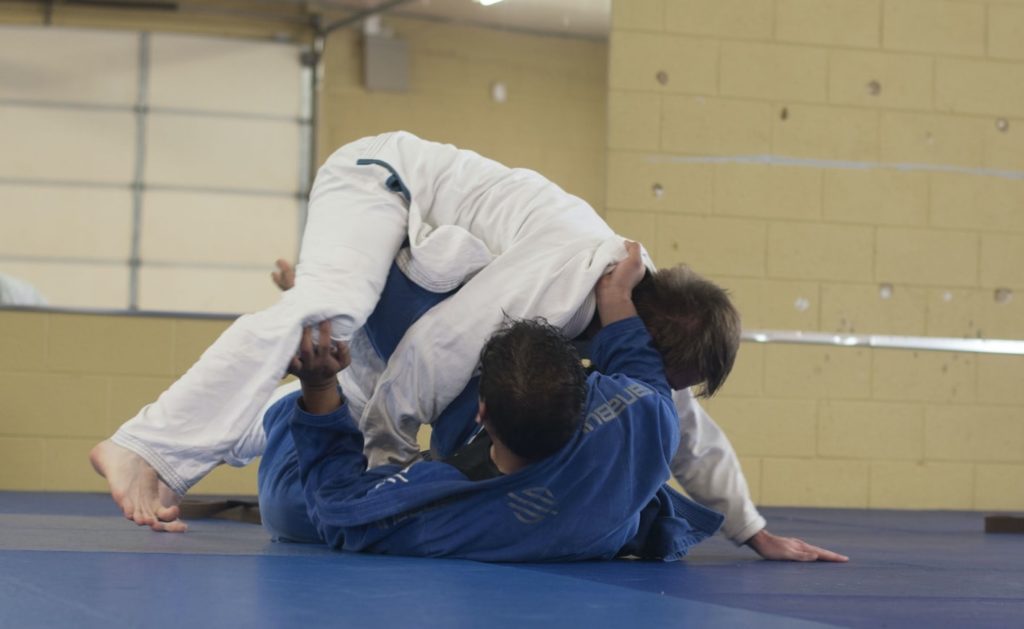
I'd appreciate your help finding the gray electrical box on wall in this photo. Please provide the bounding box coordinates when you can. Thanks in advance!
[363,34,409,91]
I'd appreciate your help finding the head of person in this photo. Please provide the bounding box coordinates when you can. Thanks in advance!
[632,266,741,397]
[477,318,587,462]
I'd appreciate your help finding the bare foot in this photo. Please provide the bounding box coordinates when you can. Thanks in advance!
[90,440,188,533]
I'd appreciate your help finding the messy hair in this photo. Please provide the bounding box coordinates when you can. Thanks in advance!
[478,318,587,461]
[632,266,741,397]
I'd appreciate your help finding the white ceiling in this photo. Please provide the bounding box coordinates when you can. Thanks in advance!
[332,0,611,39]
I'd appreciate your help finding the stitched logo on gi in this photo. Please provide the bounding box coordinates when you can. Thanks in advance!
[507,487,558,524]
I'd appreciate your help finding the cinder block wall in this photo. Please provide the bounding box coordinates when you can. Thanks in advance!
[609,0,1024,510]
[0,310,257,494]
[316,17,607,212]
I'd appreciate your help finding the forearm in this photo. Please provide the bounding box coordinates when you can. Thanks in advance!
[670,390,765,544]
[300,380,343,416]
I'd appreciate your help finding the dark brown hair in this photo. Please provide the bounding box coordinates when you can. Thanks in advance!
[478,318,587,460]
[632,266,741,397]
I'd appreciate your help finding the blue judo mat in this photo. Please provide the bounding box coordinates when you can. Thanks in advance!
[1,492,1021,628]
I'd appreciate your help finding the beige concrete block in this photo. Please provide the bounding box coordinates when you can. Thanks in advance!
[985,117,1024,172]
[149,33,301,116]
[821,283,927,335]
[322,91,414,149]
[721,42,828,103]
[872,349,975,403]
[0,107,135,182]
[612,0,663,31]
[0,262,130,311]
[190,461,260,496]
[540,148,606,212]
[936,59,1024,118]
[718,343,764,398]
[824,169,928,227]
[107,375,177,433]
[869,461,973,509]
[989,5,1024,61]
[978,355,1024,406]
[140,191,300,266]
[144,113,299,192]
[0,5,44,24]
[719,278,820,331]
[926,405,1024,463]
[0,437,45,491]
[818,401,925,460]
[0,26,137,104]
[883,0,985,56]
[931,174,1024,234]
[772,104,879,161]
[981,234,1024,288]
[714,164,822,220]
[978,292,1024,339]
[172,318,233,376]
[321,29,361,89]
[761,458,870,507]
[0,373,108,438]
[43,438,108,492]
[828,50,933,111]
[656,215,767,277]
[925,288,988,338]
[767,223,874,282]
[47,313,176,377]
[0,186,133,259]
[880,112,986,168]
[661,96,773,156]
[416,425,432,453]
[606,151,713,214]
[605,211,658,260]
[0,311,47,372]
[137,267,280,315]
[701,398,817,457]
[608,91,661,151]
[764,345,872,399]
[664,0,773,39]
[974,464,1024,510]
[776,0,881,48]
[876,227,978,287]
[609,32,718,95]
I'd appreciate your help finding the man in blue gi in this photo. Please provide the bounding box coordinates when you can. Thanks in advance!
[257,242,724,560]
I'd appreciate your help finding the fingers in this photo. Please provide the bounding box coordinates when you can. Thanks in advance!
[336,341,351,370]
[298,325,314,363]
[806,544,849,562]
[318,320,333,356]
[790,539,849,562]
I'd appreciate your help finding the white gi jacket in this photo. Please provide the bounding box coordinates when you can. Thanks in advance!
[111,131,764,544]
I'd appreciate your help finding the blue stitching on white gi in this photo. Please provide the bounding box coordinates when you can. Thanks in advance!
[355,158,412,203]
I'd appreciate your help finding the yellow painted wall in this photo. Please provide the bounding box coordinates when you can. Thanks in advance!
[317,16,607,211]
[610,0,1024,510]
[0,309,258,494]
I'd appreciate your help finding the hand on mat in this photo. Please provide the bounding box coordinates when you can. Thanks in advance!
[272,258,296,291]
[746,529,849,562]
[288,321,351,387]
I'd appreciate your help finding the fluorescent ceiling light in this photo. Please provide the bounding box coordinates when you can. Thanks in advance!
[477,0,504,6]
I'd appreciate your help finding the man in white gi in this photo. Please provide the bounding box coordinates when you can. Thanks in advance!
[91,131,845,562]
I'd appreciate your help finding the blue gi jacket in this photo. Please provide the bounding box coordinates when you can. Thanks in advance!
[278,317,723,562]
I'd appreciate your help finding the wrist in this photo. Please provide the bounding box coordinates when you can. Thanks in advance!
[744,528,768,549]
[299,380,343,415]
